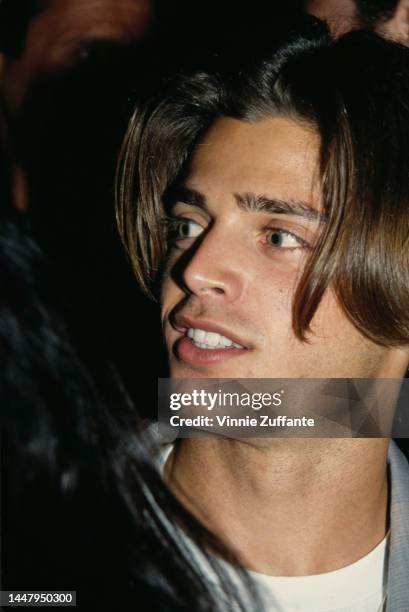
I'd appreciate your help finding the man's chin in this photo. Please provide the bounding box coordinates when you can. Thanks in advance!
[169,361,257,379]
[169,362,221,379]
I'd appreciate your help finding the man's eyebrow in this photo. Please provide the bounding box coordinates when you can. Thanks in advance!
[165,186,325,223]
[235,193,326,222]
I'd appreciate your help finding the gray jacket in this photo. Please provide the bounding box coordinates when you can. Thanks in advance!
[387,441,409,611]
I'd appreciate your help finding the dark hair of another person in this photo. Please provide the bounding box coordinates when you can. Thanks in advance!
[116,18,409,348]
[0,213,261,611]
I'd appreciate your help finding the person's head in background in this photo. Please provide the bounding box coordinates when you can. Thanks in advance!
[0,0,163,409]
[306,0,409,41]
[0,0,152,110]
[0,0,153,211]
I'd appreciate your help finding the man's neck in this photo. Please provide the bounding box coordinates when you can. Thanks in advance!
[165,437,389,576]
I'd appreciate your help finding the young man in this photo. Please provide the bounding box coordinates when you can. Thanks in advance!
[117,21,409,611]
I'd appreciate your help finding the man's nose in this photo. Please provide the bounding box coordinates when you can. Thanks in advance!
[179,227,244,302]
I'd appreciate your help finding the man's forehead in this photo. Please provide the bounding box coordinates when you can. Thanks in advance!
[185,116,322,213]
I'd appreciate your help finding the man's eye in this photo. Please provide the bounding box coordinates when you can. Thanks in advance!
[266,229,305,249]
[167,218,204,241]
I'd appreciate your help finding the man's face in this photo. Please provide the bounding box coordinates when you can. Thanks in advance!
[161,117,389,379]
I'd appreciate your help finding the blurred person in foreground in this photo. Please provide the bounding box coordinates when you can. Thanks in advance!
[0,106,260,609]
[0,215,262,611]
[0,55,257,605]
[117,18,409,612]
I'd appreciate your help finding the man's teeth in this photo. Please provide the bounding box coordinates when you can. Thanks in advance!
[187,328,243,349]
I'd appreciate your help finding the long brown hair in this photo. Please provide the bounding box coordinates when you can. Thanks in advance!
[117,23,409,347]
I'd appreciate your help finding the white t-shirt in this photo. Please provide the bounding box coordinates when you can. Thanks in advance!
[250,536,388,612]
[160,444,389,612]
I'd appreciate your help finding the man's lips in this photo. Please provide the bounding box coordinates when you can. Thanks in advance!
[170,314,248,368]
[174,336,246,367]
[172,314,249,349]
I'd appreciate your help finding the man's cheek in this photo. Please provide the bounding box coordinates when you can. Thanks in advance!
[160,252,182,297]
[160,271,176,307]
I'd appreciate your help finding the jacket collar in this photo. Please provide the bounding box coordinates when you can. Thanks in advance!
[386,440,409,611]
